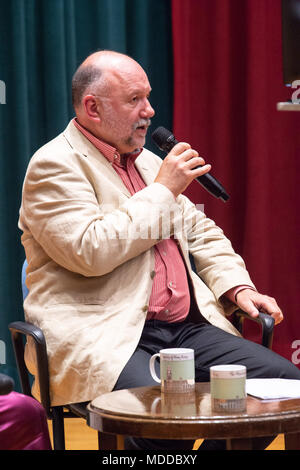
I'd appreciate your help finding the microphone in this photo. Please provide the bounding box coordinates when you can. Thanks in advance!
[151,126,229,202]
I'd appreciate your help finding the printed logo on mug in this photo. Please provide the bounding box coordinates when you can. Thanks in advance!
[149,348,195,393]
[210,364,246,412]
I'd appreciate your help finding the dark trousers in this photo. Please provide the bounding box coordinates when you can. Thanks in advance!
[113,318,300,450]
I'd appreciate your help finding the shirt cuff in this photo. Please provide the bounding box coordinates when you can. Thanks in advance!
[225,285,256,304]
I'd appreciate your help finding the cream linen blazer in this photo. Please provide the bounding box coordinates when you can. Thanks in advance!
[19,120,255,406]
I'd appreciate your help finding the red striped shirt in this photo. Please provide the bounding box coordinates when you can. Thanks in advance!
[73,118,191,322]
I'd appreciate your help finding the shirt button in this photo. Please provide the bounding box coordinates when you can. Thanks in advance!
[168,281,173,287]
[162,251,167,256]
[164,309,169,314]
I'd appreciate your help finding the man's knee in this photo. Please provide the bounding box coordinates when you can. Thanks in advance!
[244,342,300,379]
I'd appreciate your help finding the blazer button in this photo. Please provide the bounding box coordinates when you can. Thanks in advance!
[142,305,149,312]
[150,270,156,279]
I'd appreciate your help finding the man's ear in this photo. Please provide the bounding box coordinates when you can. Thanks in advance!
[82,95,101,123]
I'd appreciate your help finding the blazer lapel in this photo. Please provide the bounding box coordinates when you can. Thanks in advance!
[63,120,131,198]
[63,120,159,195]
[134,151,157,186]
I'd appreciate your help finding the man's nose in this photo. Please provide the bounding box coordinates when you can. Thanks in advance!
[140,98,155,118]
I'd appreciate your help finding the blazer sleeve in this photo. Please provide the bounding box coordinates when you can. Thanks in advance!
[20,154,177,277]
[177,194,255,301]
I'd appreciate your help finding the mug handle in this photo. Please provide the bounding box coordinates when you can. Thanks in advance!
[149,353,161,383]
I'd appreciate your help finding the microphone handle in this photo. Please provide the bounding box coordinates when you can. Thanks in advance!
[161,135,229,201]
[197,172,228,200]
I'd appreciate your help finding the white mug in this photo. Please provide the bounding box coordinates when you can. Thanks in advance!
[210,364,247,412]
[149,348,195,393]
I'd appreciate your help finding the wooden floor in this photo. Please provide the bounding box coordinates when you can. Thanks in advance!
[48,418,285,450]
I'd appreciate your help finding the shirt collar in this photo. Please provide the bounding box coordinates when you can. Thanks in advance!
[73,118,142,168]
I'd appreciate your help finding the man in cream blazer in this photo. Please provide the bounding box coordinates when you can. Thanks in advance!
[19,51,300,450]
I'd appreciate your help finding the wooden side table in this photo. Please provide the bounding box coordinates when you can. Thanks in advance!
[87,383,300,450]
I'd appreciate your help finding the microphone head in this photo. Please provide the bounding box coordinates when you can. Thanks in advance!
[151,126,177,153]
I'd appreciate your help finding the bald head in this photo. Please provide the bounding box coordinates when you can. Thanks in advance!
[71,50,154,154]
[71,50,143,110]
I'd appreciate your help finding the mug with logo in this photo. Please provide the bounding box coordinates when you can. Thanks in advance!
[210,364,247,412]
[149,348,195,393]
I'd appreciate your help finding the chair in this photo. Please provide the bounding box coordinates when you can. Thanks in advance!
[8,320,121,450]
[9,261,274,450]
[8,260,118,450]
[231,309,274,349]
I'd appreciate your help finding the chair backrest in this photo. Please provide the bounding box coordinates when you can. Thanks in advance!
[9,259,51,412]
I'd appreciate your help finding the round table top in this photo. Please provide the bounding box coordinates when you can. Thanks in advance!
[87,383,300,440]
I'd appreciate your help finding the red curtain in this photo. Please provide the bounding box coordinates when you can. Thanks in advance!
[171,0,300,364]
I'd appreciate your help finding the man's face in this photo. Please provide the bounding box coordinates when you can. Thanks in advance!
[96,65,155,154]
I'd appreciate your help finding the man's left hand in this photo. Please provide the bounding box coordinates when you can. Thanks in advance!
[235,288,283,325]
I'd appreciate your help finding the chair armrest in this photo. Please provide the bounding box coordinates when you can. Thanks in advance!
[0,373,14,395]
[231,310,274,349]
[8,321,51,414]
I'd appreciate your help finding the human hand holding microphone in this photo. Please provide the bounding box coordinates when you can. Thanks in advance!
[152,126,229,201]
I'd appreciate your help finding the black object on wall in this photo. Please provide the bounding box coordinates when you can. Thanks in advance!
[282,0,300,85]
